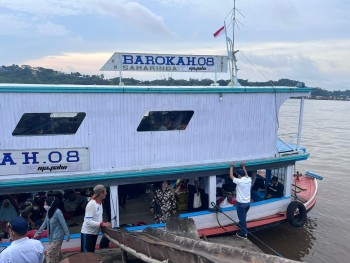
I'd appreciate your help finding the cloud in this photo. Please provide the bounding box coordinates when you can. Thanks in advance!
[20,37,350,91]
[22,52,111,75]
[0,14,29,36]
[0,0,85,17]
[2,1,350,91]
[36,22,72,36]
[0,13,71,37]
[155,0,191,5]
[96,1,172,36]
[236,40,350,90]
[0,0,172,37]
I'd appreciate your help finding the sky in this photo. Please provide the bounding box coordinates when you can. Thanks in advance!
[0,0,349,91]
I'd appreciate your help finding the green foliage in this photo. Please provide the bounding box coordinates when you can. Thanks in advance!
[1,65,349,99]
[0,65,110,85]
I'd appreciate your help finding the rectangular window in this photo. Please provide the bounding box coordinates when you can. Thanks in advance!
[271,167,287,189]
[137,111,194,132]
[12,112,86,136]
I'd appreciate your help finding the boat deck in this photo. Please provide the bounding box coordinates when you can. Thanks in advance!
[60,174,317,240]
[119,192,155,226]
[292,175,316,204]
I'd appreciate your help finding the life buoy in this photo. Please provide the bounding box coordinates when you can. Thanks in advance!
[287,201,307,227]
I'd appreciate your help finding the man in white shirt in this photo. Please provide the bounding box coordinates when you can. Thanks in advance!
[81,184,111,252]
[0,217,44,263]
[229,161,252,239]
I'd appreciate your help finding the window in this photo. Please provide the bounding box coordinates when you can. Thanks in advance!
[271,167,287,187]
[12,112,86,136]
[137,111,194,132]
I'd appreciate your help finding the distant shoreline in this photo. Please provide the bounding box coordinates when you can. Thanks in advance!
[307,97,350,101]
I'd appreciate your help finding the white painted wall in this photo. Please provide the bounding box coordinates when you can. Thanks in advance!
[0,91,305,175]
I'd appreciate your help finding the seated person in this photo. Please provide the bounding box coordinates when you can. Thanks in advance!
[252,176,265,191]
[216,176,225,189]
[216,176,225,197]
[0,199,18,223]
[267,176,284,198]
[19,199,40,230]
[63,190,87,216]
[30,200,45,229]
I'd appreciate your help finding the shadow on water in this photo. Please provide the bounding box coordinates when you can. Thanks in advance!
[250,217,317,261]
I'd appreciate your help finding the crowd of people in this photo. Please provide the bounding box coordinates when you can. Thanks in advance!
[0,189,90,237]
[0,189,87,262]
[0,181,181,262]
[0,169,286,261]
[0,185,110,263]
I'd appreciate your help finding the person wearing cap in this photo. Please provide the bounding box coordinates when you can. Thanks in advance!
[267,176,284,198]
[229,161,252,239]
[81,184,111,253]
[0,216,44,263]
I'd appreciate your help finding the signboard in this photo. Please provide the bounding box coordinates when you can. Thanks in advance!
[0,148,89,176]
[100,52,228,73]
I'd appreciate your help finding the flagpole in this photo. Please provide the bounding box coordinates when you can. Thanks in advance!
[232,0,236,58]
[213,0,240,86]
[224,21,233,85]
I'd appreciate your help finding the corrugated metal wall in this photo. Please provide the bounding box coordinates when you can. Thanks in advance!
[0,91,302,172]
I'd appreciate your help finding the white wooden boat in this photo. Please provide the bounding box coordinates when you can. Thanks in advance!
[0,81,319,243]
[0,1,322,252]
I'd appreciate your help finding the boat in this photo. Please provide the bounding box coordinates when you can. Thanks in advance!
[101,219,293,263]
[0,0,321,253]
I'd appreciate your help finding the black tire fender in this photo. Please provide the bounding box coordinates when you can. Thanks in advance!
[287,201,307,227]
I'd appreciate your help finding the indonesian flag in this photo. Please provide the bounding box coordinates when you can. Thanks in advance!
[213,25,225,38]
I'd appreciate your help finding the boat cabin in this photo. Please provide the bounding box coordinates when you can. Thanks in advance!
[0,83,311,245]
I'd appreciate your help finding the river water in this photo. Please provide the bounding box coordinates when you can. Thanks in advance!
[250,99,350,262]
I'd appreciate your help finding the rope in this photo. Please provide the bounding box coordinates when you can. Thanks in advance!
[214,209,228,232]
[210,202,284,258]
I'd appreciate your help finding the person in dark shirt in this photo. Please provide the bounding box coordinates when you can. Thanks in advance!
[267,176,284,198]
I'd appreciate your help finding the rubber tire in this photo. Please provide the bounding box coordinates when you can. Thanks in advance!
[287,201,307,227]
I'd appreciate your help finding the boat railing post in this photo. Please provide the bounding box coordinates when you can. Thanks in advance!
[284,165,293,197]
[208,175,217,208]
[296,97,305,151]
[110,185,119,228]
[265,170,272,191]
[118,53,124,86]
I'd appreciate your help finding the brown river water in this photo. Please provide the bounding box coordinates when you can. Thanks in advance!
[250,99,350,262]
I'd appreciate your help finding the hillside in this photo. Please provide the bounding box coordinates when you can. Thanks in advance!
[1,65,349,99]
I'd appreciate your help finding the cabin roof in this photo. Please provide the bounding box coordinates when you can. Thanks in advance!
[0,84,312,94]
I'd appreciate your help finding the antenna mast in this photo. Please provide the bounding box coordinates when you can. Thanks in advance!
[227,0,240,86]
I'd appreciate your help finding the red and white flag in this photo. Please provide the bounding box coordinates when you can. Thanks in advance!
[213,25,225,38]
